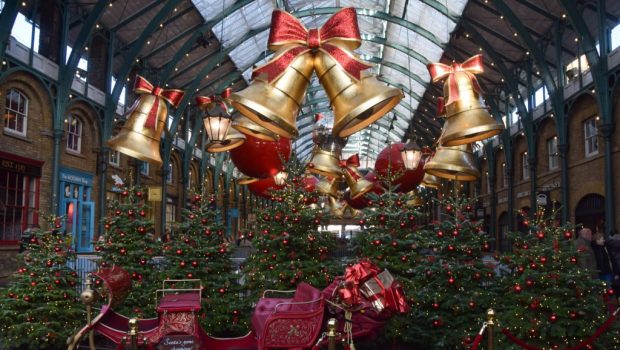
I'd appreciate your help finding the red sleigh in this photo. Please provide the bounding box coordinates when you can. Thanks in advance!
[67,262,407,350]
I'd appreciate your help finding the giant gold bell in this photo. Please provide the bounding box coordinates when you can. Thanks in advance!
[317,177,341,198]
[207,128,245,153]
[424,144,480,181]
[327,196,346,218]
[440,71,504,146]
[107,94,166,166]
[406,190,424,207]
[231,47,314,139]
[343,167,373,200]
[315,50,404,138]
[421,173,442,189]
[232,115,278,142]
[308,147,343,178]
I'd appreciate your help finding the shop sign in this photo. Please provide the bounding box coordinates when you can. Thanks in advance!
[148,186,162,202]
[0,156,42,176]
[60,167,93,186]
[158,335,198,350]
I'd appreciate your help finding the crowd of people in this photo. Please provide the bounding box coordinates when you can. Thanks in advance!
[575,227,620,296]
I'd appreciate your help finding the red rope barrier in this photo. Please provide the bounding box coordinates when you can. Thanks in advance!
[469,333,483,350]
[501,308,618,350]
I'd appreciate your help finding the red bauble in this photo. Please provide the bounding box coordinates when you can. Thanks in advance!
[180,261,186,267]
[127,209,134,216]
[115,210,122,216]
[138,226,146,233]
[301,175,319,193]
[230,133,291,179]
[119,248,127,255]
[136,191,142,197]
[570,256,577,264]
[122,190,129,196]
[513,284,522,293]
[247,177,285,199]
[536,231,545,240]
[468,301,476,309]
[437,230,444,238]
[191,261,198,267]
[374,143,425,193]
[176,249,183,255]
[452,229,459,237]
[448,277,455,284]
[549,313,558,323]
[564,231,573,240]
[139,210,146,217]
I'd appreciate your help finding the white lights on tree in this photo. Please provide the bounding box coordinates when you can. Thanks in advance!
[273,171,289,186]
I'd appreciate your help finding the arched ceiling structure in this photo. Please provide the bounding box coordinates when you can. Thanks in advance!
[58,0,620,166]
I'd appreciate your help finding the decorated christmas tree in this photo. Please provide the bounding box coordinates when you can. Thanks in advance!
[495,207,618,349]
[163,189,250,336]
[241,160,339,300]
[0,216,83,350]
[96,183,161,318]
[351,176,428,346]
[405,195,496,349]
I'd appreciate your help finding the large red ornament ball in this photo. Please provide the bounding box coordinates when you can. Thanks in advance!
[301,175,319,193]
[345,171,384,209]
[230,133,291,179]
[247,177,285,199]
[374,143,425,193]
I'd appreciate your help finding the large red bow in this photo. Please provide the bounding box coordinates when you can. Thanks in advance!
[195,88,232,113]
[133,76,185,130]
[427,54,484,107]
[338,260,379,306]
[252,8,372,83]
[339,153,361,180]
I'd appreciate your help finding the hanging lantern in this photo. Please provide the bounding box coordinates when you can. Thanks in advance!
[427,55,503,146]
[423,144,480,181]
[375,143,425,193]
[273,171,289,186]
[400,140,422,170]
[197,91,234,145]
[107,76,185,166]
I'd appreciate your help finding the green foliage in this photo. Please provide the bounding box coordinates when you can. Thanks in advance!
[163,191,250,337]
[495,208,617,349]
[0,217,83,349]
[242,161,340,303]
[97,186,161,318]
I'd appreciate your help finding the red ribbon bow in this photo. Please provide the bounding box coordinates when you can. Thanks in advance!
[436,97,445,117]
[338,260,380,306]
[339,154,362,180]
[252,7,372,83]
[427,54,484,107]
[133,75,185,130]
[195,88,232,113]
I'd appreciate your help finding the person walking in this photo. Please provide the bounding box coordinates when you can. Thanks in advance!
[591,232,618,285]
[574,228,598,279]
[605,230,620,296]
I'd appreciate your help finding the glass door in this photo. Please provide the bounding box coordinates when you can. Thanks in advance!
[78,202,94,252]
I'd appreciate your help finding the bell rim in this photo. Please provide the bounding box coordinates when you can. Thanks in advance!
[106,140,163,167]
[424,166,480,181]
[238,177,259,185]
[307,166,343,178]
[207,138,245,153]
[440,126,503,147]
[231,94,299,139]
[421,181,441,189]
[334,88,404,138]
[349,181,374,200]
[232,124,278,142]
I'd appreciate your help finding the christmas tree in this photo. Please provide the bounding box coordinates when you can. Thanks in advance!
[351,178,428,346]
[0,216,83,350]
[163,190,250,337]
[405,195,496,349]
[96,184,161,318]
[495,207,618,349]
[241,160,339,301]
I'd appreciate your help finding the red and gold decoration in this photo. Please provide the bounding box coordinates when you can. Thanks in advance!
[107,75,185,166]
[341,154,373,199]
[307,114,347,177]
[317,176,342,198]
[427,54,503,146]
[345,171,384,210]
[421,173,442,189]
[247,176,285,199]
[232,7,402,139]
[230,133,291,179]
[374,143,426,193]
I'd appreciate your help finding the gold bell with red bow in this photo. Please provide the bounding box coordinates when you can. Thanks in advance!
[327,196,346,218]
[428,55,503,146]
[423,144,480,181]
[307,124,348,177]
[107,76,185,166]
[341,154,373,199]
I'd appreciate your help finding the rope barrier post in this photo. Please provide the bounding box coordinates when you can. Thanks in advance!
[128,318,138,350]
[80,274,97,350]
[486,308,495,350]
[327,318,338,350]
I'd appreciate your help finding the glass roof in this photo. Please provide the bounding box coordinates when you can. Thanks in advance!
[192,0,468,163]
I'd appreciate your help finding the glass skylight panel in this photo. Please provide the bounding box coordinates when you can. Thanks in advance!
[228,31,269,71]
[212,0,273,48]
[191,0,237,21]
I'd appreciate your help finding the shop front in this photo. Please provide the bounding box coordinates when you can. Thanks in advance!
[59,167,95,252]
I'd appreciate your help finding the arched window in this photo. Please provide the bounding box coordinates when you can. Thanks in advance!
[4,88,29,136]
[66,114,82,153]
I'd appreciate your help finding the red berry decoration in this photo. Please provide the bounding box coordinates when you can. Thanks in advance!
[437,230,444,238]
[139,210,146,217]
[564,231,573,240]
[119,248,127,255]
[136,191,142,197]
[549,313,558,323]
[122,190,129,196]
[536,231,545,240]
[452,229,459,237]
[180,261,186,267]
[570,256,577,264]
[448,277,455,284]
[513,284,522,293]
[468,301,476,309]
[176,249,183,255]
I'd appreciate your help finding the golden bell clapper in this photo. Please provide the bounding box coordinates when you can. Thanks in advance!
[424,144,480,181]
[307,114,348,177]
[232,115,278,142]
[341,154,373,199]
[107,76,185,166]
[427,54,503,146]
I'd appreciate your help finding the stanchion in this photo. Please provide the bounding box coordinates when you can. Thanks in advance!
[80,274,97,350]
[487,308,495,350]
[327,318,338,350]
[128,318,138,350]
